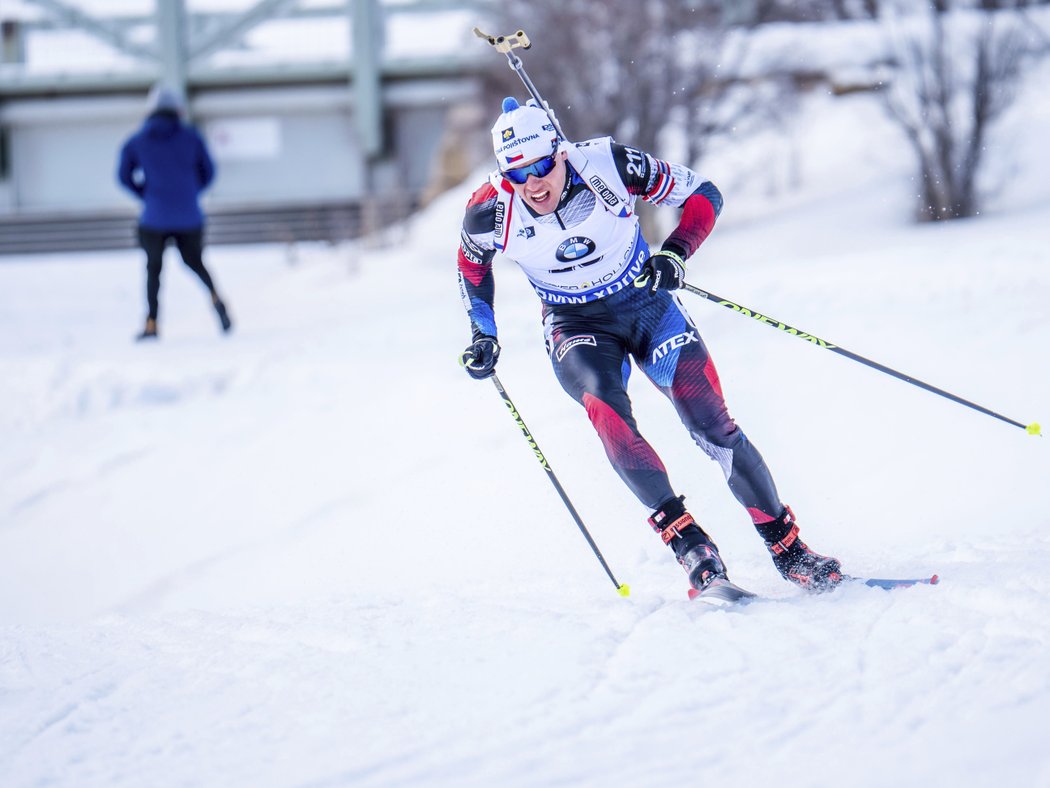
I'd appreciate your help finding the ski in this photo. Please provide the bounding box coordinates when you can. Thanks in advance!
[848,574,939,589]
[687,577,757,606]
[686,573,938,603]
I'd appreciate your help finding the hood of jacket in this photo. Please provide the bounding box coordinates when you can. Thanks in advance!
[143,111,181,139]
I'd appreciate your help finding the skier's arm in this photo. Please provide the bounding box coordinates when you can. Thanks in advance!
[661,181,722,260]
[457,183,499,340]
[611,142,723,260]
[195,131,216,191]
[117,140,144,199]
[611,142,722,291]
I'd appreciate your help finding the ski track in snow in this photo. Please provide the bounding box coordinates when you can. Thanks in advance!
[2,578,1047,786]
[3,83,1050,786]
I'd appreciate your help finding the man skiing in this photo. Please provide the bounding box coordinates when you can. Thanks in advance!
[457,97,844,595]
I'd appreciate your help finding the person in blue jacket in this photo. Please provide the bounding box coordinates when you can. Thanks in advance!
[118,84,232,340]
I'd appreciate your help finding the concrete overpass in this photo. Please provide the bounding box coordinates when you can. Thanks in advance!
[0,1,492,254]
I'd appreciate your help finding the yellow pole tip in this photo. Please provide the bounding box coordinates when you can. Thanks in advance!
[617,584,631,597]
[1026,422,1042,436]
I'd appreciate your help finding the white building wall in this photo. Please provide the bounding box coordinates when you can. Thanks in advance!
[11,120,132,213]
[0,81,475,218]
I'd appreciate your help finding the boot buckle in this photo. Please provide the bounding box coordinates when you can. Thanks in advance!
[769,523,800,556]
[658,513,695,545]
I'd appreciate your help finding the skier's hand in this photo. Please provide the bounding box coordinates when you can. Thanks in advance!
[639,250,686,293]
[460,335,501,380]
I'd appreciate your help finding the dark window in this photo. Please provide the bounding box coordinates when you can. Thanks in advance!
[0,127,9,180]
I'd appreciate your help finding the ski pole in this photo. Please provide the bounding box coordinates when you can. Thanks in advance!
[488,373,630,596]
[679,282,1041,436]
[473,27,568,142]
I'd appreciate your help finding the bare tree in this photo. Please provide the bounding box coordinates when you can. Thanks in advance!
[492,1,726,150]
[486,0,771,236]
[748,0,880,22]
[878,1,1041,221]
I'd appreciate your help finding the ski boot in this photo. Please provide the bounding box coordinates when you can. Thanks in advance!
[212,295,233,334]
[136,318,158,341]
[760,506,843,592]
[649,495,728,592]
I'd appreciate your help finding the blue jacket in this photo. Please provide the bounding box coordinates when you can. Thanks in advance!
[117,111,215,231]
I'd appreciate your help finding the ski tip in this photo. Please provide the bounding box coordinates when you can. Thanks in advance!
[686,579,756,604]
[857,574,941,590]
[617,583,631,598]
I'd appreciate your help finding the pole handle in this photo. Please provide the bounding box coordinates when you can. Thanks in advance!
[473,27,531,53]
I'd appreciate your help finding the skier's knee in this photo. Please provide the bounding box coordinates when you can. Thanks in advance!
[691,418,742,451]
[689,424,748,478]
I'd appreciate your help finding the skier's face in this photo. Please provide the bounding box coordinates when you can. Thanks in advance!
[506,151,567,215]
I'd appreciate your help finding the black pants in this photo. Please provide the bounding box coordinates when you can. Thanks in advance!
[138,226,217,321]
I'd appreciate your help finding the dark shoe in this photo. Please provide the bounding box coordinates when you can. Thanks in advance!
[213,298,232,333]
[135,318,158,341]
[649,495,728,591]
[763,507,843,592]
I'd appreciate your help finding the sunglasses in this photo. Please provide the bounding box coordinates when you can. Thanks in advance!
[501,153,558,184]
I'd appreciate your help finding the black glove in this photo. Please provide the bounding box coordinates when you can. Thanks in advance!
[460,335,501,380]
[640,250,686,293]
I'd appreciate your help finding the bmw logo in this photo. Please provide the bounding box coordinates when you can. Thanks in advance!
[556,237,596,262]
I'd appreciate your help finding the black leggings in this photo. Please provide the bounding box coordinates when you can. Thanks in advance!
[138,226,217,320]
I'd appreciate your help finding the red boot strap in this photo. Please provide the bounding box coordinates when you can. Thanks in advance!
[655,513,695,545]
[769,523,800,556]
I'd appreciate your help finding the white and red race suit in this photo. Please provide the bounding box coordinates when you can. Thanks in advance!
[456,137,786,524]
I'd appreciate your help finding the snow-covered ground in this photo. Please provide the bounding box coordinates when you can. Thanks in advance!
[2,70,1049,787]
